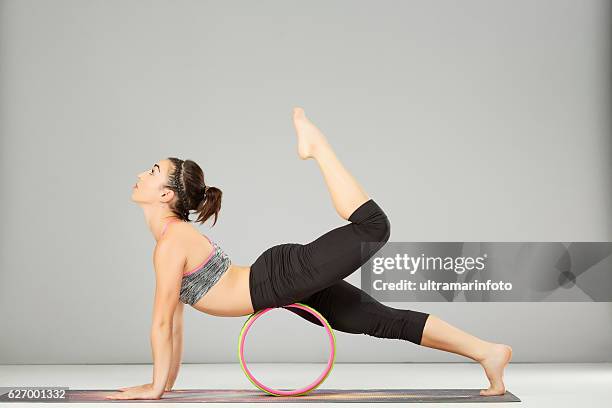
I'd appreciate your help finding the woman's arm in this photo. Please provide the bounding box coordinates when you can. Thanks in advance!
[116,303,184,394]
[165,302,184,391]
[150,239,186,396]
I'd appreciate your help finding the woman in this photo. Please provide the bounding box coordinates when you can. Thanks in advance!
[107,107,512,400]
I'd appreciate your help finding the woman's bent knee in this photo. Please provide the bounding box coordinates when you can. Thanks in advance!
[379,215,391,243]
[363,212,391,244]
[351,199,391,244]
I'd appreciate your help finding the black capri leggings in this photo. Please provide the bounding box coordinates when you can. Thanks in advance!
[249,198,430,345]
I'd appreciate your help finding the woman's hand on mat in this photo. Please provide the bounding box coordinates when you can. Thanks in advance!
[117,382,173,392]
[105,383,163,400]
[117,382,152,392]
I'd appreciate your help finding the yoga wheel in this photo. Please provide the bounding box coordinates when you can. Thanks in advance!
[237,302,337,397]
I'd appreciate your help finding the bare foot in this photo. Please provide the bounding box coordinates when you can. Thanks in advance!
[478,343,512,396]
[292,107,331,160]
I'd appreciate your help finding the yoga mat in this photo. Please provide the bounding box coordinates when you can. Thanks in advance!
[0,388,521,403]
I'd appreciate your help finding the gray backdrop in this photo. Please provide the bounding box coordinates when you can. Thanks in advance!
[1,0,610,364]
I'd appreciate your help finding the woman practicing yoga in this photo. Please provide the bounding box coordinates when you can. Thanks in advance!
[107,107,512,400]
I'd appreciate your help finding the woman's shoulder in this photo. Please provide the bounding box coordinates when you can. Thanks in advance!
[160,221,219,249]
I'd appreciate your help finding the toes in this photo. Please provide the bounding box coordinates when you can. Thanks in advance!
[293,107,305,119]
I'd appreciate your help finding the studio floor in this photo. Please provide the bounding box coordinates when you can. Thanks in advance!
[1,363,610,407]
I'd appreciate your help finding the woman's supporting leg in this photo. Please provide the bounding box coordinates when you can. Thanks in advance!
[291,279,430,345]
[419,315,513,396]
[290,281,513,396]
[292,107,369,221]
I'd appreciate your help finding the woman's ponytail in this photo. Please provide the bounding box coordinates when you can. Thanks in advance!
[166,157,222,226]
[194,185,222,227]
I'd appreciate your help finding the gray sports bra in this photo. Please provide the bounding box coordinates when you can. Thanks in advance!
[161,219,231,305]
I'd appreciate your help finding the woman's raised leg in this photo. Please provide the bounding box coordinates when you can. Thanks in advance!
[267,106,392,302]
[292,107,369,220]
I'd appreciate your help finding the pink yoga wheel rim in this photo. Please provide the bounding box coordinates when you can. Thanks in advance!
[237,302,337,397]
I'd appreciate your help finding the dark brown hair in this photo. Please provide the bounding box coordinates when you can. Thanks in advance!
[165,157,222,226]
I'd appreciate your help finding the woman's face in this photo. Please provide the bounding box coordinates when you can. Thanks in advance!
[131,159,175,205]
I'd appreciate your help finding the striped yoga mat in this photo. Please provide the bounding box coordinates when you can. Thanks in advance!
[1,388,521,403]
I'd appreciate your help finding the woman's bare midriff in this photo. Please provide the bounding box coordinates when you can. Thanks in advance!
[190,263,255,317]
[166,224,256,317]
